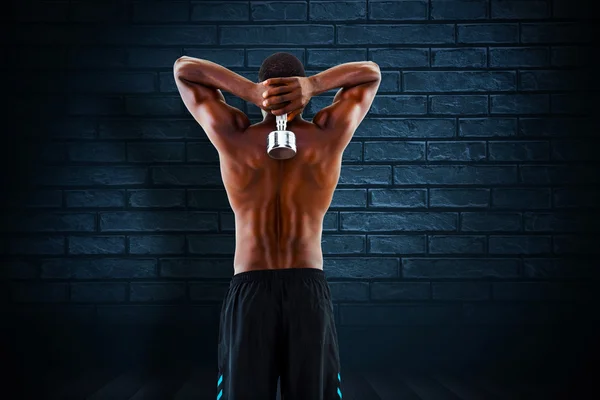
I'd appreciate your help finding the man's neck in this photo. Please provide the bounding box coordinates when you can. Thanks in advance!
[262,114,303,124]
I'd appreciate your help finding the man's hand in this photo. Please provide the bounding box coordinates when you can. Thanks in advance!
[260,77,315,122]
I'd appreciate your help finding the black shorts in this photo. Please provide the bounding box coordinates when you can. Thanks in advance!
[216,267,342,400]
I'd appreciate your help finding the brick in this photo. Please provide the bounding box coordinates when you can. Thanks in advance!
[343,142,363,162]
[182,49,245,68]
[338,24,454,45]
[247,49,306,68]
[12,283,68,303]
[186,142,219,163]
[159,258,234,278]
[68,72,155,93]
[520,165,599,185]
[68,236,126,255]
[159,72,177,93]
[188,189,230,209]
[524,258,598,279]
[430,95,488,115]
[432,282,490,301]
[129,235,185,255]
[488,141,549,161]
[379,73,403,92]
[133,1,189,22]
[553,188,600,208]
[369,0,427,20]
[521,22,589,44]
[7,237,65,255]
[68,95,123,115]
[430,188,490,208]
[492,188,551,209]
[364,141,425,161]
[491,1,549,19]
[128,48,182,68]
[370,95,427,115]
[370,282,430,301]
[127,143,185,163]
[461,212,521,232]
[427,141,486,161]
[458,24,518,44]
[221,25,333,45]
[67,142,126,163]
[330,189,368,209]
[311,1,366,21]
[554,235,600,254]
[368,235,427,254]
[493,282,592,301]
[47,118,96,139]
[431,48,487,68]
[339,166,392,185]
[188,234,235,254]
[321,235,366,254]
[395,166,517,185]
[403,258,520,278]
[126,96,182,116]
[71,283,127,303]
[100,212,218,232]
[41,259,157,279]
[489,47,549,67]
[519,71,579,91]
[341,212,456,232]
[152,166,224,186]
[340,304,459,325]
[68,47,127,68]
[70,1,128,22]
[519,118,593,137]
[491,95,549,114]
[368,189,427,208]
[219,212,235,232]
[329,282,370,302]
[193,1,249,21]
[66,190,125,208]
[405,71,515,92]
[99,119,200,139]
[551,46,588,67]
[128,189,186,208]
[524,212,586,232]
[323,258,400,278]
[35,167,146,186]
[357,119,456,138]
[431,0,488,20]
[459,118,517,137]
[551,94,593,115]
[324,212,339,232]
[189,283,229,302]
[131,283,187,302]
[1,261,38,280]
[429,235,486,254]
[6,190,62,208]
[551,140,596,161]
[305,49,365,68]
[489,235,551,254]
[369,48,429,68]
[1,212,95,233]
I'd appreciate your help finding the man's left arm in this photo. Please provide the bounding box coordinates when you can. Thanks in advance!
[173,56,264,151]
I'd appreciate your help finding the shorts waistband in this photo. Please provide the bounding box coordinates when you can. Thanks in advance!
[231,267,325,284]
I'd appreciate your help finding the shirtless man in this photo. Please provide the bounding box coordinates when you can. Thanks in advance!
[174,52,381,400]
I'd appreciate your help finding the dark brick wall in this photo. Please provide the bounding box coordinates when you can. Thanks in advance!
[2,0,598,372]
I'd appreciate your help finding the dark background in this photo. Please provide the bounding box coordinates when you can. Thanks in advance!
[2,0,598,391]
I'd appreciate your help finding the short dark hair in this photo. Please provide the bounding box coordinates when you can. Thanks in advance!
[258,52,305,83]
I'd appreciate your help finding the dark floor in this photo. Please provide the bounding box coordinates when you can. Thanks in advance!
[12,365,584,400]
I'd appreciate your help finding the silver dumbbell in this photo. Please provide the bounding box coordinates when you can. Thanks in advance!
[267,113,297,160]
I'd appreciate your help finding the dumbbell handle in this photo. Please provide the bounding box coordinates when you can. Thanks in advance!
[276,113,287,131]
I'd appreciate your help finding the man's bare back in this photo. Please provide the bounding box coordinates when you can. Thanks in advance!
[173,55,381,275]
[221,118,343,273]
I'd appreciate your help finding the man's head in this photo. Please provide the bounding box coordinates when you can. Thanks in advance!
[259,52,306,119]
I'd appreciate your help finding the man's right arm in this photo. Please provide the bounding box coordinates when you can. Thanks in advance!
[309,61,381,151]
